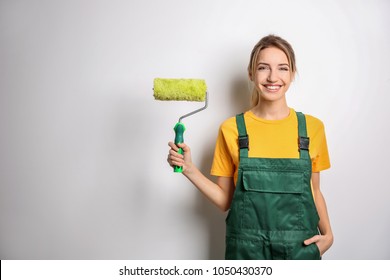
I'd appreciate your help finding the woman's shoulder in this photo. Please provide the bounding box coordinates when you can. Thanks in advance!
[300,112,326,136]
[219,111,252,128]
[219,115,238,132]
[303,113,325,128]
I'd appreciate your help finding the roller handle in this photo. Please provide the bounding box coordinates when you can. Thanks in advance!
[173,122,186,173]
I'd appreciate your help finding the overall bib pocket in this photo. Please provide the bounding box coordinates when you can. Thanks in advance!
[242,170,304,230]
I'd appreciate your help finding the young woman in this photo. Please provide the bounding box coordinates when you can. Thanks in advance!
[167,34,334,260]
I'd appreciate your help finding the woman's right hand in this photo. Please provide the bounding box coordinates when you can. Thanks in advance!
[167,142,193,174]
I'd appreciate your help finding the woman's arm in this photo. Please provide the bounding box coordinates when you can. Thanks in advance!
[304,172,334,255]
[168,142,235,211]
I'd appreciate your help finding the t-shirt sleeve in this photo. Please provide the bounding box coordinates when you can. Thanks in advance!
[309,118,331,172]
[210,121,236,177]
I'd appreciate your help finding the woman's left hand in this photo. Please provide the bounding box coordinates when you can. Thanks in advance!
[304,234,334,256]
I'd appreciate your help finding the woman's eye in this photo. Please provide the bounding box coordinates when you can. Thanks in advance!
[258,66,269,71]
[279,67,289,71]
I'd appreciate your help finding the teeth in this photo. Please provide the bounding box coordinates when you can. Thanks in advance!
[266,85,280,90]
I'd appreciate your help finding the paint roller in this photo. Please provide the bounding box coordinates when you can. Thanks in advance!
[153,78,208,173]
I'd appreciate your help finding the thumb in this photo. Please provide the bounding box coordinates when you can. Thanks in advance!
[304,235,320,246]
[177,142,190,153]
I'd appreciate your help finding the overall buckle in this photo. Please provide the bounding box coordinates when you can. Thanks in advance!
[299,136,310,151]
[238,135,249,150]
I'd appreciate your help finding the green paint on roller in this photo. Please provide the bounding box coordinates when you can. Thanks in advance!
[153,78,207,101]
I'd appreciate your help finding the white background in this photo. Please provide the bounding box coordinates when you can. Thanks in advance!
[0,0,389,260]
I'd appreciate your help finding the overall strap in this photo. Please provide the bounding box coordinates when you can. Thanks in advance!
[296,112,310,160]
[235,113,249,158]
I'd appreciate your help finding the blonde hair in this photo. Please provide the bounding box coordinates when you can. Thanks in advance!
[248,34,297,107]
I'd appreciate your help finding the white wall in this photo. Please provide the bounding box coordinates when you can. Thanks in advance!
[1,0,389,260]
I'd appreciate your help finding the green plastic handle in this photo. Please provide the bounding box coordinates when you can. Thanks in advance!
[173,122,186,173]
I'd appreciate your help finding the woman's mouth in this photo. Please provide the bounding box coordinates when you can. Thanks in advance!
[263,84,282,92]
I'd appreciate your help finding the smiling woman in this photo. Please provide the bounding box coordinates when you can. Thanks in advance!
[251,47,292,107]
[248,35,296,111]
[167,34,333,260]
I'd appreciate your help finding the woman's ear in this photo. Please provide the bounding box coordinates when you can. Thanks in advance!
[248,71,253,81]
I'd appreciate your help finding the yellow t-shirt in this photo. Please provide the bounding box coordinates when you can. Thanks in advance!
[210,108,331,185]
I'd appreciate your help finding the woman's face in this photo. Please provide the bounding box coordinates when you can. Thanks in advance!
[252,47,293,103]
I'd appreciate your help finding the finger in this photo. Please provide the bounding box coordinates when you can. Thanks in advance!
[169,149,184,159]
[304,235,321,246]
[177,142,190,153]
[168,151,185,164]
[168,141,179,152]
[170,156,184,167]
[167,154,173,164]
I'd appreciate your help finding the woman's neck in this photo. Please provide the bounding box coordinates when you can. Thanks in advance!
[251,99,290,120]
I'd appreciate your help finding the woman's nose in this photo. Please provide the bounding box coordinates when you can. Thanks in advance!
[267,70,277,83]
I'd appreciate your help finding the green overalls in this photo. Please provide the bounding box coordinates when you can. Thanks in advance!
[225,112,321,260]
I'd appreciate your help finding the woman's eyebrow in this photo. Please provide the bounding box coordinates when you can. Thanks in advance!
[257,62,290,67]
